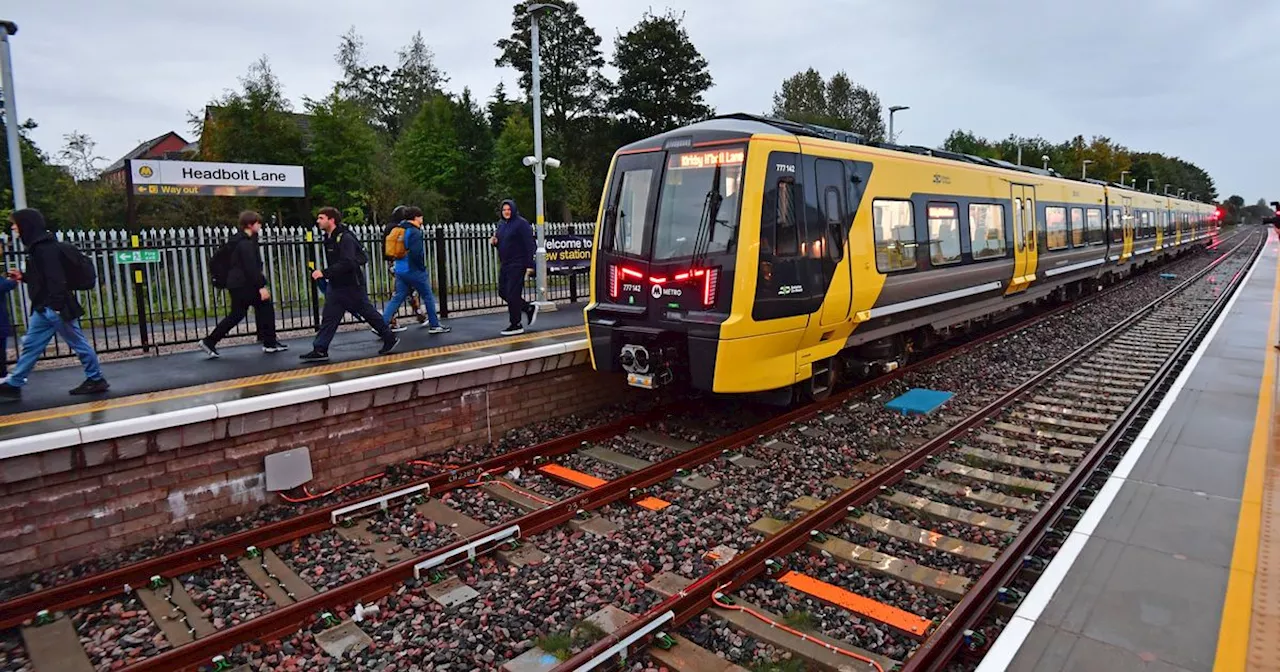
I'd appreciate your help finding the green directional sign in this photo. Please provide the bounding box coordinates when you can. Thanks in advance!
[114,250,161,264]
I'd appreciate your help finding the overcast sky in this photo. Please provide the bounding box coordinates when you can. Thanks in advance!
[7,0,1277,201]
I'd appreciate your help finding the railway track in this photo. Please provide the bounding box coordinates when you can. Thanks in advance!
[553,230,1260,672]
[0,232,1240,672]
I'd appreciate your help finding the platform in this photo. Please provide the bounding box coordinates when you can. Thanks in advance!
[980,228,1280,672]
[0,305,587,458]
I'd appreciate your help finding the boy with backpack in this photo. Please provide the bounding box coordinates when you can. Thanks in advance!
[298,207,398,362]
[199,210,287,358]
[381,206,448,334]
[0,209,109,401]
[381,206,426,332]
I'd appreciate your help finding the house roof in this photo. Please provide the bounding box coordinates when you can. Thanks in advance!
[102,131,190,174]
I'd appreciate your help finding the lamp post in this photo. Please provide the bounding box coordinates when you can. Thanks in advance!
[1081,159,1093,180]
[524,3,564,309]
[0,20,24,210]
[1164,184,1173,196]
[1042,155,1051,171]
[1146,178,1154,193]
[1120,170,1129,186]
[887,105,909,144]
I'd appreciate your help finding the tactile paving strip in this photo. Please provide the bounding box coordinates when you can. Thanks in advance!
[1248,392,1280,670]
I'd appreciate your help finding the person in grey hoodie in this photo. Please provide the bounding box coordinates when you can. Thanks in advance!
[489,199,538,335]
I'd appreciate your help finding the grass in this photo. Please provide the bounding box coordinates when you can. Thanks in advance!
[535,619,612,661]
[783,609,816,632]
[749,658,808,672]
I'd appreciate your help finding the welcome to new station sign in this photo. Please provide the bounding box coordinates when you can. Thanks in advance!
[127,159,305,198]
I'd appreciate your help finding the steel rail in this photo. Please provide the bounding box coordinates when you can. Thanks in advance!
[901,231,1263,670]
[113,254,1121,672]
[554,232,1253,672]
[101,233,1235,672]
[0,404,668,631]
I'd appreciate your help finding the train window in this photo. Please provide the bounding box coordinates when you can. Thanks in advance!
[1070,208,1085,247]
[968,204,1005,259]
[774,178,800,257]
[1165,211,1175,235]
[1045,207,1068,250]
[1110,209,1123,243]
[1140,211,1152,239]
[873,200,916,272]
[611,169,653,256]
[1086,208,1104,245]
[926,203,961,266]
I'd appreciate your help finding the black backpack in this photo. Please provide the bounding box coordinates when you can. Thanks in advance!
[58,242,97,291]
[209,236,238,290]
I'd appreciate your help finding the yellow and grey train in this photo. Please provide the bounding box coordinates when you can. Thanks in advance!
[584,114,1219,400]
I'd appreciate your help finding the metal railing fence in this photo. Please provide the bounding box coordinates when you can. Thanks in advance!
[0,221,593,361]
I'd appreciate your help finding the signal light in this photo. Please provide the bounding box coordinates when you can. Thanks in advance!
[702,267,720,307]
[608,265,619,299]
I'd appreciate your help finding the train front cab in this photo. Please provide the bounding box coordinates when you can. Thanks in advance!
[585,131,753,392]
[585,127,869,398]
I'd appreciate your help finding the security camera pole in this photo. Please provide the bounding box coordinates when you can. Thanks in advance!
[528,2,563,311]
[0,20,25,210]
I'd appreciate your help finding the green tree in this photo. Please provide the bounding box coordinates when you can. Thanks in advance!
[609,9,713,139]
[193,56,305,166]
[0,116,78,226]
[942,130,995,158]
[453,88,495,220]
[395,95,463,218]
[771,68,827,123]
[304,90,380,222]
[495,0,609,151]
[486,82,524,137]
[391,32,448,132]
[487,110,564,218]
[825,72,884,141]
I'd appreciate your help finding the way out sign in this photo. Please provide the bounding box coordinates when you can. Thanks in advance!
[114,250,161,264]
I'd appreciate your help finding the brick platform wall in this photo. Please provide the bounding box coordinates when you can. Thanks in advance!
[0,351,631,577]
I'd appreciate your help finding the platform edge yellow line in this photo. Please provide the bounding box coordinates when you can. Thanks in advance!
[1213,240,1278,671]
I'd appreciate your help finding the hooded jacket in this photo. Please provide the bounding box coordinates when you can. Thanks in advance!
[11,209,83,320]
[320,223,367,289]
[494,199,535,270]
[224,231,268,292]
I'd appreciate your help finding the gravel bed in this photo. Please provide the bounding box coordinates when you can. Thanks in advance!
[272,531,383,592]
[71,596,169,671]
[0,631,30,672]
[439,487,525,527]
[179,564,273,630]
[681,615,812,670]
[869,498,1009,548]
[362,503,460,555]
[560,452,632,482]
[829,519,987,580]
[0,397,657,603]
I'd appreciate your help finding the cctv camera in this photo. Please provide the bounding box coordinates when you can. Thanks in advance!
[522,156,537,167]
[544,157,561,169]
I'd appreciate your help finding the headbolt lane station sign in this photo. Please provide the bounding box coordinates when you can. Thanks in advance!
[127,159,305,197]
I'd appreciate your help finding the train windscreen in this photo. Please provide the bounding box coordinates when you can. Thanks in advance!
[651,147,745,261]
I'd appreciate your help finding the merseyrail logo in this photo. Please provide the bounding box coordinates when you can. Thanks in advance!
[137,165,154,178]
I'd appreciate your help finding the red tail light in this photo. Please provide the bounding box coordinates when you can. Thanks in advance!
[701,268,719,307]
[608,265,619,299]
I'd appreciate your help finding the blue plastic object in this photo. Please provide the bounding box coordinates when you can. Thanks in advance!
[1160,273,1177,280]
[885,388,953,415]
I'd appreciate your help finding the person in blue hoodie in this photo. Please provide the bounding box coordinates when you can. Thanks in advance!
[380,206,448,334]
[490,199,538,335]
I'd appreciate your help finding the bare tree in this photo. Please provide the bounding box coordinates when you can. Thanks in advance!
[58,131,106,182]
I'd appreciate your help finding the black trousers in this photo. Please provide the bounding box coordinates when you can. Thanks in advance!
[314,284,393,351]
[498,266,529,327]
[207,290,277,346]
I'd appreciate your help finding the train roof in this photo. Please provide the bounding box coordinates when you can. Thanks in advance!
[645,114,1210,207]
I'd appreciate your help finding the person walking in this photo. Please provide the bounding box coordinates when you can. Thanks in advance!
[0,209,109,401]
[199,210,288,358]
[299,207,398,363]
[490,199,538,336]
[0,262,15,380]
[381,206,449,334]
[380,205,425,333]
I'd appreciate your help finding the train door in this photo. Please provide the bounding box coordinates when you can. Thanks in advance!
[816,158,851,327]
[1007,184,1038,294]
[1121,196,1134,260]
